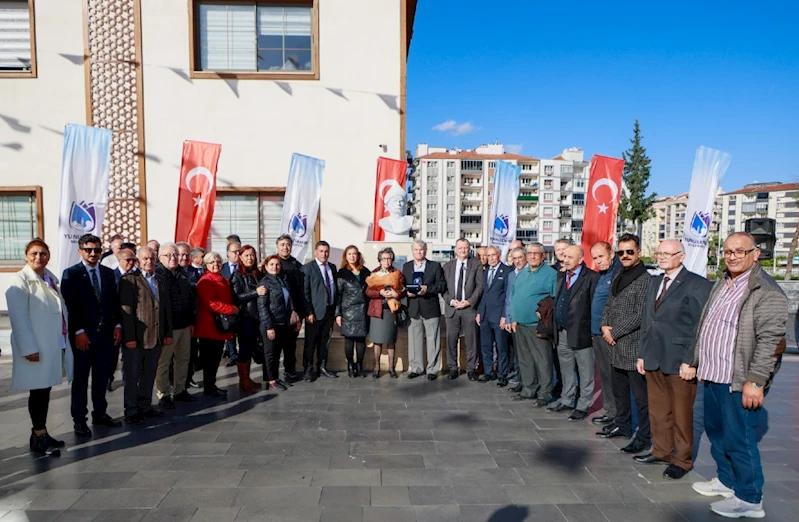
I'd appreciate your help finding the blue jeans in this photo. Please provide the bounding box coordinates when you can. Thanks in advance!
[704,381,766,504]
[480,319,508,378]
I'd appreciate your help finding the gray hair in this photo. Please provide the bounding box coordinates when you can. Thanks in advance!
[412,239,428,251]
[525,242,545,253]
[377,247,395,263]
[486,246,500,256]
[160,242,177,254]
[202,251,223,266]
[175,242,191,251]
[455,238,471,248]
[554,238,572,247]
[276,234,293,247]
[190,247,206,259]
[510,246,525,256]
[137,246,155,258]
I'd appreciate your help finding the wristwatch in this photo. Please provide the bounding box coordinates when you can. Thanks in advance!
[749,381,764,389]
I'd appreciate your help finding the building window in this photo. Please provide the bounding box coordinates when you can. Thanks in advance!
[427,217,437,224]
[426,189,437,196]
[543,179,553,190]
[542,220,552,230]
[191,0,318,79]
[572,193,585,206]
[543,207,553,217]
[446,204,454,210]
[575,180,585,189]
[0,0,36,77]
[542,234,552,244]
[426,204,437,211]
[426,231,437,239]
[0,186,43,269]
[521,164,533,171]
[487,162,495,168]
[210,190,291,260]
[461,160,483,171]
[446,161,455,168]
[543,192,554,203]
[544,165,554,174]
[427,161,438,167]
[446,232,455,239]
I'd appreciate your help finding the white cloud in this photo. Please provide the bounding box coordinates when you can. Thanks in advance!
[506,143,524,154]
[432,120,478,136]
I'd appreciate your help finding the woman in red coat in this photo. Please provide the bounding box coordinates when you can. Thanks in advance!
[195,252,239,398]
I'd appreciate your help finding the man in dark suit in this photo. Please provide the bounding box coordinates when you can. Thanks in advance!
[108,244,138,391]
[476,246,511,385]
[61,234,124,437]
[302,240,338,381]
[403,240,446,380]
[634,239,711,479]
[443,238,484,380]
[119,246,173,425]
[185,247,206,285]
[546,245,599,421]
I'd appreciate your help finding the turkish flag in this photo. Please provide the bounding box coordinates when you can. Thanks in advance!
[581,155,624,270]
[174,140,222,248]
[372,157,409,241]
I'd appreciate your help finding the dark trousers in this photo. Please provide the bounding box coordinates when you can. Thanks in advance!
[121,343,162,417]
[612,366,650,442]
[264,325,293,382]
[446,308,478,371]
[593,335,616,418]
[199,338,225,392]
[71,332,118,422]
[236,316,260,362]
[705,381,766,504]
[480,319,508,378]
[303,307,335,370]
[647,369,697,471]
[552,345,563,396]
[344,336,366,365]
[186,337,200,388]
[285,328,299,375]
[224,338,238,359]
[29,388,51,431]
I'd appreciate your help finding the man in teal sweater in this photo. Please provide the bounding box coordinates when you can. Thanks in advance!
[510,242,558,405]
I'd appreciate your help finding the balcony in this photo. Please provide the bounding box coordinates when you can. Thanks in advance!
[518,195,538,201]
[517,220,536,229]
[462,207,482,215]
[460,221,482,229]
[460,193,482,201]
[560,209,572,219]
[742,203,756,214]
[461,183,482,189]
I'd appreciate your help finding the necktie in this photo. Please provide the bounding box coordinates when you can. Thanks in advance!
[90,268,101,302]
[565,271,573,290]
[322,264,332,305]
[456,263,465,301]
[488,267,495,287]
[655,276,670,310]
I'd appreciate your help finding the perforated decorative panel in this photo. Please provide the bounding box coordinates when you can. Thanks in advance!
[84,0,146,246]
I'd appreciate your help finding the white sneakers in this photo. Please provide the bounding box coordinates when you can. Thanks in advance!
[692,477,734,498]
[693,478,765,518]
[709,496,765,519]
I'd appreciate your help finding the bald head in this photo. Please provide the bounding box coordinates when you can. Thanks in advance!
[562,245,584,271]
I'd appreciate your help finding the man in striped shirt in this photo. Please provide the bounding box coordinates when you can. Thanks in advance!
[691,232,788,519]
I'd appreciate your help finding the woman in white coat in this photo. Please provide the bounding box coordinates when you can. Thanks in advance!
[5,239,74,457]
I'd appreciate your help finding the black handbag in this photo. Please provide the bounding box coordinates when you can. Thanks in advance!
[396,304,411,328]
[214,313,238,333]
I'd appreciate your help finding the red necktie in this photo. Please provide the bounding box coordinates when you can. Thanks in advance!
[565,271,573,290]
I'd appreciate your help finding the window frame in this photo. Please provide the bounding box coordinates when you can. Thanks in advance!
[0,186,44,272]
[0,0,37,78]
[188,0,320,80]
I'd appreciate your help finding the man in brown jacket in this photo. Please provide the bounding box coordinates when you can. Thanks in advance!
[120,246,172,424]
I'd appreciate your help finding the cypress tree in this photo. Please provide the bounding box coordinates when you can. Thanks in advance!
[619,120,657,233]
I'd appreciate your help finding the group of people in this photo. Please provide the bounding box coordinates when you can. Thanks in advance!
[5,229,788,519]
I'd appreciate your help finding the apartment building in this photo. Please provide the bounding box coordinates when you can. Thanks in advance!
[0,0,417,309]
[641,192,723,257]
[412,144,589,254]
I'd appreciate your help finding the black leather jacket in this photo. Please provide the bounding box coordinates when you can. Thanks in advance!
[334,267,371,338]
[231,269,261,320]
[256,274,291,330]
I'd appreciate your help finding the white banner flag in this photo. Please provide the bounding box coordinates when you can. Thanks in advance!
[682,146,731,276]
[488,160,521,259]
[280,153,325,261]
[56,124,113,279]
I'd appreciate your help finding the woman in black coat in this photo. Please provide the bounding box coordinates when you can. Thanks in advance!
[230,245,265,392]
[257,255,297,391]
[335,246,371,377]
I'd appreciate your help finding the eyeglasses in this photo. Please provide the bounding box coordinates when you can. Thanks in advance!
[81,247,102,254]
[723,248,756,259]
[616,249,637,257]
[380,257,393,261]
[655,251,682,258]
[228,249,240,254]
[160,253,178,258]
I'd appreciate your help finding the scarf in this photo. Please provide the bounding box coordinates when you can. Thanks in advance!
[611,261,647,296]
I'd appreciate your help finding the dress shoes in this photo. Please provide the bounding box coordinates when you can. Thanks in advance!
[93,413,122,427]
[591,415,614,425]
[204,389,227,399]
[447,370,459,380]
[546,403,574,413]
[496,377,508,387]
[535,399,549,407]
[319,366,338,378]
[427,373,437,381]
[510,395,535,402]
[125,413,145,425]
[74,422,92,437]
[407,371,423,379]
[477,374,495,383]
[274,380,290,390]
[568,410,588,421]
[509,384,523,393]
[467,371,478,381]
[159,397,176,409]
[174,390,198,402]
[621,438,651,454]
[597,426,630,439]
[143,408,164,418]
[285,372,301,383]
[663,464,689,480]
[633,453,669,464]
[304,369,315,383]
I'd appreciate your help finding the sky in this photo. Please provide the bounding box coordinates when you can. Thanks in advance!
[406,0,799,197]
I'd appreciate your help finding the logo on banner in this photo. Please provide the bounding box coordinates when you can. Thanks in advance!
[689,211,711,238]
[493,214,510,237]
[290,213,308,238]
[69,201,97,232]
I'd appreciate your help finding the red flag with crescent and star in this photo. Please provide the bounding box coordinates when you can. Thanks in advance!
[174,140,222,248]
[371,156,409,241]
[581,154,624,270]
